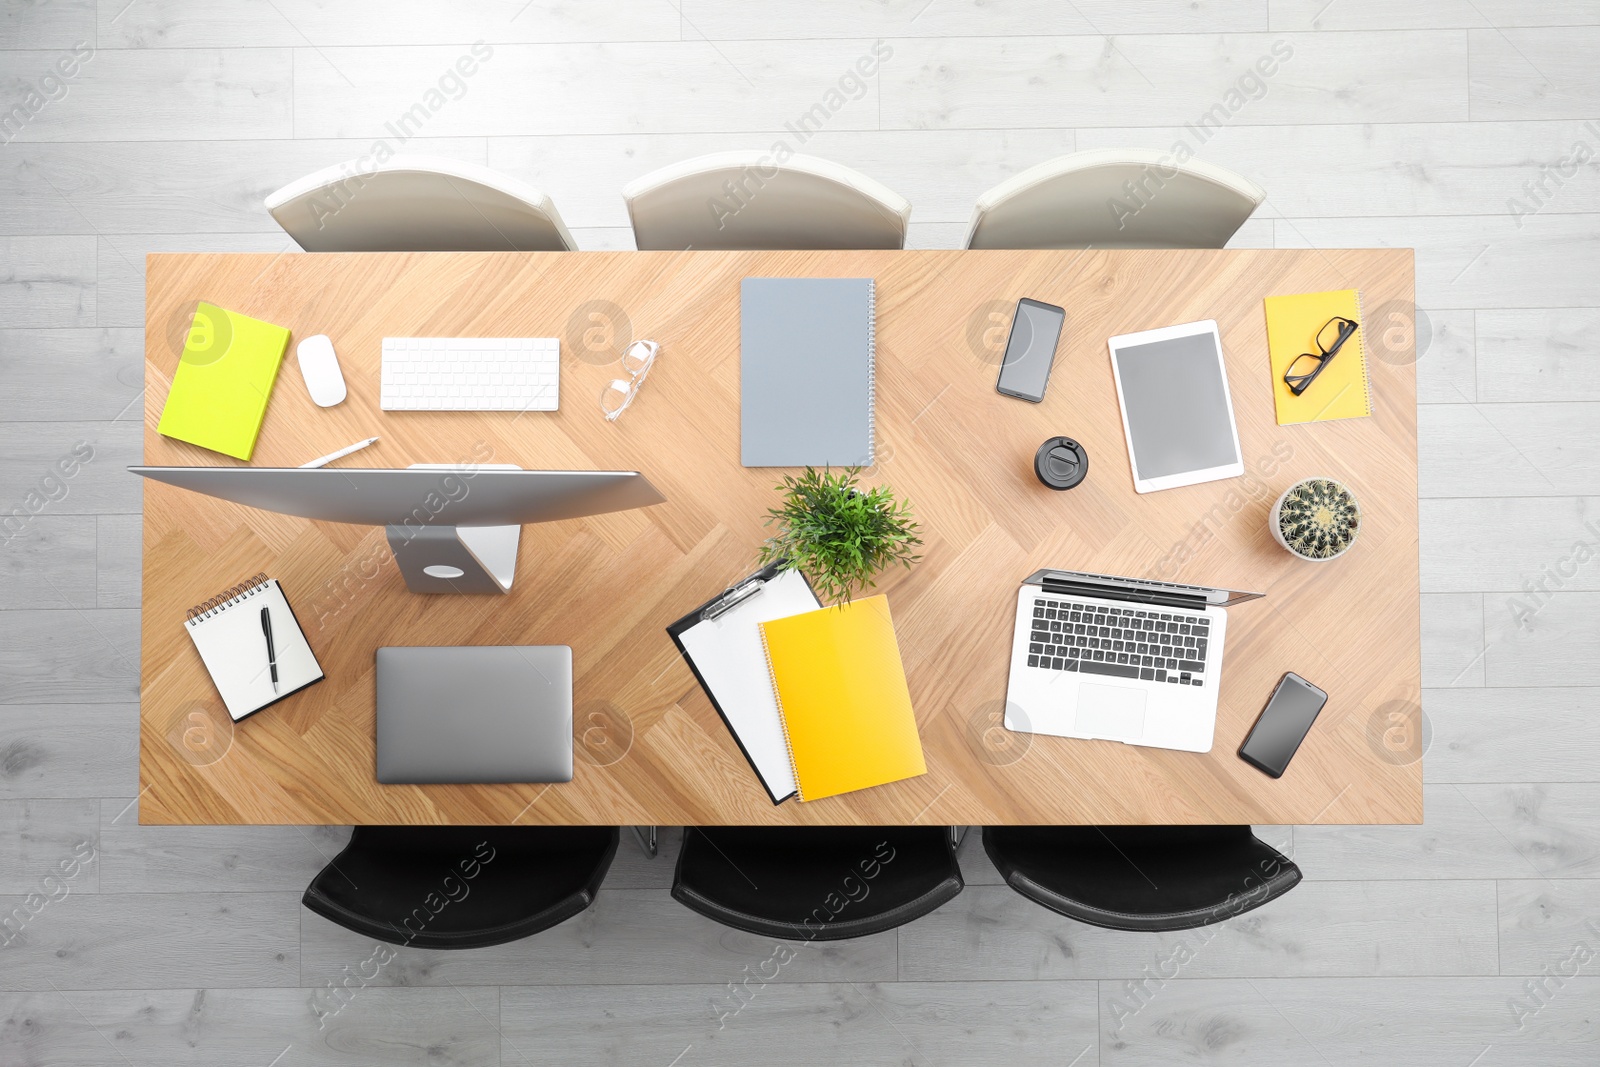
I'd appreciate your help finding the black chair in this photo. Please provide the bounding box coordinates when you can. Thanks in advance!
[672,826,962,941]
[983,825,1300,932]
[302,825,618,949]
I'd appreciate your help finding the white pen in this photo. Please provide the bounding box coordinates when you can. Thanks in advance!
[300,436,380,468]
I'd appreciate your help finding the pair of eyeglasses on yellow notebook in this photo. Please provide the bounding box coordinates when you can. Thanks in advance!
[1284,316,1359,397]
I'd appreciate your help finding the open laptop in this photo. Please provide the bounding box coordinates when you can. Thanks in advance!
[1005,569,1262,753]
[376,646,574,784]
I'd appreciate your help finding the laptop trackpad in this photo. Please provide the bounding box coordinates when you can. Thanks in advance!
[1075,682,1147,742]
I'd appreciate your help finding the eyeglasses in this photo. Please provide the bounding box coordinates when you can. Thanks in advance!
[1284,316,1359,397]
[600,339,659,421]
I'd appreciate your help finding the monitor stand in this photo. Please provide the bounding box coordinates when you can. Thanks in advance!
[386,464,521,594]
[387,522,520,594]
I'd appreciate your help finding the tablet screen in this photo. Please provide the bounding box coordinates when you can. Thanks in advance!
[1114,331,1240,479]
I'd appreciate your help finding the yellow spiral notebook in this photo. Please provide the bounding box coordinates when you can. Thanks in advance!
[157,302,291,460]
[759,595,926,802]
[1264,289,1371,425]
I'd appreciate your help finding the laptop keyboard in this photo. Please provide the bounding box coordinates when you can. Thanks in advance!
[1028,598,1211,686]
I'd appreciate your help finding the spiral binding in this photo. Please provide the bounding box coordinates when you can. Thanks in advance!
[865,279,876,465]
[1355,289,1373,417]
[185,572,270,625]
[760,625,807,803]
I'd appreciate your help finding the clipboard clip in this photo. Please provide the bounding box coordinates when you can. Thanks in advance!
[702,576,767,622]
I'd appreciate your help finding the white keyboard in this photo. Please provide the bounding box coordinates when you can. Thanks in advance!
[380,337,560,411]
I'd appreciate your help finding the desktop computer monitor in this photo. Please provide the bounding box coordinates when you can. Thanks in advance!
[130,465,665,594]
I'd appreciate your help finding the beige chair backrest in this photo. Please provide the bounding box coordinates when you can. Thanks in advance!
[623,151,911,250]
[965,150,1266,250]
[266,155,577,252]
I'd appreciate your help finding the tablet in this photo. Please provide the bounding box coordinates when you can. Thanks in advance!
[1107,320,1244,494]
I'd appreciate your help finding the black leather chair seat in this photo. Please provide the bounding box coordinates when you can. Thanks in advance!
[673,826,962,941]
[983,825,1300,932]
[302,825,618,949]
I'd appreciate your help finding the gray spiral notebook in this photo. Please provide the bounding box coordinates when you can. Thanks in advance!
[740,277,875,467]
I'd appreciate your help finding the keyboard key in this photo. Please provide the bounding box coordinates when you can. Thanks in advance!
[1053,657,1065,670]
[1081,660,1140,680]
[1029,643,1042,654]
[1027,655,1039,667]
[1179,660,1205,673]
[1180,672,1192,683]
[1156,669,1166,682]
[1140,668,1155,680]
[1063,658,1078,671]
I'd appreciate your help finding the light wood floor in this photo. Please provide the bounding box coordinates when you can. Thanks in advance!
[2,2,1597,1063]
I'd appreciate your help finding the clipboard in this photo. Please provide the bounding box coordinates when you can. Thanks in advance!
[666,563,820,804]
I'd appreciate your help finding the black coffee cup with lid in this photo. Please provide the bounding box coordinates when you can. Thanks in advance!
[1034,436,1088,490]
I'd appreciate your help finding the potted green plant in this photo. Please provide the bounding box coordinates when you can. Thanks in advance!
[757,467,923,605]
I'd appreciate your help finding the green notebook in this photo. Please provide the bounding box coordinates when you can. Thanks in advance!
[157,303,290,461]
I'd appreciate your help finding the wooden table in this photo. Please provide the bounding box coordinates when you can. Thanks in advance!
[140,248,1419,826]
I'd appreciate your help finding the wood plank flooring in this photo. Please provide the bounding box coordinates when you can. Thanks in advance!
[2,0,1597,1062]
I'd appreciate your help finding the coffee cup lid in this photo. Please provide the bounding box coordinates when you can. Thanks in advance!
[1035,436,1088,490]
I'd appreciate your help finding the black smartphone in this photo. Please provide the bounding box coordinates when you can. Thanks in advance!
[1238,672,1328,778]
[995,297,1066,403]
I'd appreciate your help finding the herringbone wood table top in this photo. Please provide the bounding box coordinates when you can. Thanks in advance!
[140,248,1418,825]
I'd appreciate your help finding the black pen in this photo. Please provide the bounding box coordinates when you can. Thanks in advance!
[260,605,278,693]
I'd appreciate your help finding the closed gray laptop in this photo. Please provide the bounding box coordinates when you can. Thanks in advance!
[376,646,573,784]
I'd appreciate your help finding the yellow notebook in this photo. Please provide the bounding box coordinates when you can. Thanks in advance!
[1264,289,1371,425]
[759,595,926,802]
[157,302,291,460]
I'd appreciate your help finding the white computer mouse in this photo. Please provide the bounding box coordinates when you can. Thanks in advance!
[296,334,347,407]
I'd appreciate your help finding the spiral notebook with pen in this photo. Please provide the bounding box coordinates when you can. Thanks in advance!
[184,573,324,722]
